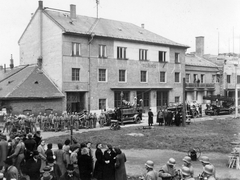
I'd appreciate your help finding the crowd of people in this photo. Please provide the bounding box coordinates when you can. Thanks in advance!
[0,131,127,180]
[141,156,216,180]
[2,111,108,135]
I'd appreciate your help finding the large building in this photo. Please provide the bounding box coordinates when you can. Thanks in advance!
[16,1,189,114]
[185,37,222,104]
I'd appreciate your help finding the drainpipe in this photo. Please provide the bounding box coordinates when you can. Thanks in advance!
[88,33,95,112]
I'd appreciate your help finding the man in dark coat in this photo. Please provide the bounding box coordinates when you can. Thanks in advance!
[60,164,80,180]
[114,148,127,180]
[22,150,41,180]
[78,147,93,180]
[24,133,36,161]
[148,109,154,126]
[3,158,19,180]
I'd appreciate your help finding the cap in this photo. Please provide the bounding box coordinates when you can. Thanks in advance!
[181,166,190,176]
[203,164,214,175]
[200,156,210,164]
[183,156,191,164]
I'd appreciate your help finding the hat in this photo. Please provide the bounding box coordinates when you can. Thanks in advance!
[183,156,191,164]
[0,173,3,178]
[67,164,74,171]
[41,172,53,180]
[203,164,214,175]
[145,160,154,169]
[15,136,20,140]
[4,158,13,165]
[200,156,210,164]
[33,150,39,156]
[181,166,190,176]
[43,166,51,172]
[167,158,176,166]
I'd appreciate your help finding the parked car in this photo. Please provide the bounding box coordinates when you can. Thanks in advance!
[205,104,233,115]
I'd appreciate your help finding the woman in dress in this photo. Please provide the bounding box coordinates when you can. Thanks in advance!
[63,139,71,168]
[55,143,66,175]
[37,140,47,172]
[114,147,127,180]
[103,144,116,180]
[93,143,104,180]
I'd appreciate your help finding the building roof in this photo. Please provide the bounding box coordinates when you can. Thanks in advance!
[0,65,64,99]
[185,54,219,68]
[43,9,189,48]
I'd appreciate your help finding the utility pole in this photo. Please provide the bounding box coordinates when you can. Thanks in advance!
[182,77,186,127]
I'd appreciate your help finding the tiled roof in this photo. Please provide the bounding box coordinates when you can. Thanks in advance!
[185,54,219,68]
[44,9,189,48]
[0,65,64,99]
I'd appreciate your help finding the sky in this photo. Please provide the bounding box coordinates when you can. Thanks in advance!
[0,0,240,67]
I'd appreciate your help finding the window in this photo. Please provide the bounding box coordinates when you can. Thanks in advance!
[119,70,126,82]
[117,47,127,59]
[157,91,168,107]
[99,99,106,110]
[201,74,204,83]
[175,96,180,103]
[72,68,80,81]
[139,49,148,61]
[99,45,107,58]
[237,75,240,84]
[72,43,81,56]
[160,71,166,82]
[137,91,150,106]
[99,69,106,82]
[140,71,147,82]
[175,72,180,83]
[227,75,231,83]
[114,91,130,108]
[159,51,166,62]
[216,74,220,83]
[186,74,190,83]
[175,53,180,63]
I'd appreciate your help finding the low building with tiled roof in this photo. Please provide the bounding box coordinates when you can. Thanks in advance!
[0,64,64,114]
[17,1,189,113]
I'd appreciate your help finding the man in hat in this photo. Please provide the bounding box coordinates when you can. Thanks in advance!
[7,136,25,176]
[148,109,154,126]
[180,166,195,180]
[200,156,216,178]
[3,158,18,180]
[140,160,158,180]
[199,164,216,180]
[60,164,80,180]
[41,171,53,180]
[159,158,179,180]
[182,156,194,177]
[23,150,41,180]
[46,156,62,180]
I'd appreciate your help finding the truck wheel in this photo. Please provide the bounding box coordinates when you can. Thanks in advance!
[213,110,218,115]
[135,117,141,124]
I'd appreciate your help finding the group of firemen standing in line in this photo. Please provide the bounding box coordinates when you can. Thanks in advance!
[2,110,108,135]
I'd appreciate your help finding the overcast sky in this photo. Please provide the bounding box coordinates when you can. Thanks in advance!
[1,0,240,67]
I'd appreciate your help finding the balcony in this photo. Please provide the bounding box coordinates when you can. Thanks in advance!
[185,83,215,89]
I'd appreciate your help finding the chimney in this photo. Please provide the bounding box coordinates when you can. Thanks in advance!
[37,56,43,69]
[38,1,43,10]
[70,4,76,19]
[196,36,204,57]
[141,24,144,29]
[10,54,14,69]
